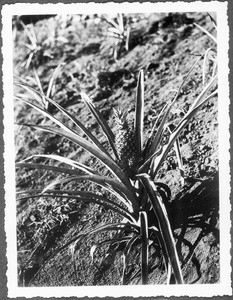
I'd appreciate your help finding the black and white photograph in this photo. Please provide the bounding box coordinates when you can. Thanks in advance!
[2,1,231,298]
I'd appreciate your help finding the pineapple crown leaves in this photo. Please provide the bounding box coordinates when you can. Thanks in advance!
[112,70,144,178]
[113,64,217,180]
[113,108,133,130]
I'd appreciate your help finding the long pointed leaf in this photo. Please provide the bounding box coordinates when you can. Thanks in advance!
[97,236,132,249]
[17,193,134,222]
[166,126,185,186]
[15,86,43,106]
[81,92,119,160]
[194,22,217,44]
[17,155,98,175]
[137,174,184,284]
[117,13,124,34]
[108,27,124,38]
[46,63,64,98]
[122,235,139,284]
[21,154,98,174]
[150,79,217,176]
[70,241,79,284]
[135,70,144,155]
[27,171,138,213]
[104,15,122,33]
[16,162,90,176]
[15,84,112,158]
[140,211,149,285]
[142,84,217,175]
[143,102,167,157]
[19,20,37,48]
[173,139,185,186]
[89,222,140,234]
[207,13,217,28]
[202,48,215,86]
[146,55,204,160]
[32,68,48,108]
[16,188,105,198]
[15,118,132,190]
[17,188,134,219]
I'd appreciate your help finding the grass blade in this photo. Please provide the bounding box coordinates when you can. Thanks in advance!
[125,26,130,51]
[207,13,217,28]
[70,241,79,284]
[202,48,215,86]
[194,22,217,44]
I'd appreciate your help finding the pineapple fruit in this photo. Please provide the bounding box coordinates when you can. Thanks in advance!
[114,108,139,178]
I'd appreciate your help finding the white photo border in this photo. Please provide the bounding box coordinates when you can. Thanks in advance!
[2,1,231,298]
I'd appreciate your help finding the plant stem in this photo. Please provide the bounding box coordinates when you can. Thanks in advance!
[140,211,149,284]
[137,174,184,284]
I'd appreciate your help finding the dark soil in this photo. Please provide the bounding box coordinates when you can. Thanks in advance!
[14,12,219,286]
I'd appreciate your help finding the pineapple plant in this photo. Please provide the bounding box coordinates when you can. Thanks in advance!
[114,108,140,178]
[15,36,218,285]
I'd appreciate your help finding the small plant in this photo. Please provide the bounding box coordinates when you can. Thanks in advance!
[15,63,64,110]
[101,13,131,59]
[15,19,54,69]
[194,14,217,87]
